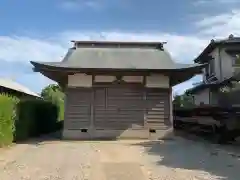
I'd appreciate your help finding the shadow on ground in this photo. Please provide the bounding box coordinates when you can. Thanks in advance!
[15,131,121,146]
[132,134,240,180]
[15,131,63,146]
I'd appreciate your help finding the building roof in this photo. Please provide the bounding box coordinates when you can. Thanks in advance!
[0,78,40,97]
[31,41,206,71]
[194,35,240,63]
[187,72,240,94]
[31,41,206,86]
[186,82,216,94]
[31,47,204,70]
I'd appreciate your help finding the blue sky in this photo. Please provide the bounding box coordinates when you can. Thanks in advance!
[1,0,240,95]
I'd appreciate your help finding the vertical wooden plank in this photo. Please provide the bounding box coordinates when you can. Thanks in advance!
[93,87,106,130]
[90,88,94,130]
[90,75,94,130]
[105,87,108,113]
[65,88,91,130]
[93,83,145,130]
[143,76,147,128]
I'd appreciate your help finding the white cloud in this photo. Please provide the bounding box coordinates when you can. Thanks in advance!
[217,0,239,3]
[0,36,66,93]
[196,13,232,28]
[0,31,208,63]
[0,36,66,63]
[59,0,104,11]
[58,0,129,11]
[196,9,240,38]
[193,0,239,6]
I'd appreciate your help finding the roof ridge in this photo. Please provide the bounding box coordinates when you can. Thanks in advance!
[71,40,167,50]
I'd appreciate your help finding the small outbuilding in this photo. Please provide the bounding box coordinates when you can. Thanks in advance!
[31,41,205,139]
[0,78,40,99]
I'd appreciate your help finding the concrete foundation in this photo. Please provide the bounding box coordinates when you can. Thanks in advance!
[62,128,173,140]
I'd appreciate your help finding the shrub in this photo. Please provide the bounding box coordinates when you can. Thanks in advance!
[15,99,59,141]
[0,94,19,147]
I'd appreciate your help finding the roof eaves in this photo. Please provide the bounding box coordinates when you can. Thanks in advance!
[30,61,206,72]
[186,82,220,94]
[186,83,207,94]
[194,40,219,63]
[187,72,240,95]
[194,37,240,63]
[0,78,40,98]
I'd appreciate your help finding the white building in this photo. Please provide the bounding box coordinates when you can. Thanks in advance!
[187,35,240,106]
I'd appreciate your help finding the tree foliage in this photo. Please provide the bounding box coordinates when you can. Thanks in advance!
[41,84,64,103]
[173,93,194,108]
[41,84,65,120]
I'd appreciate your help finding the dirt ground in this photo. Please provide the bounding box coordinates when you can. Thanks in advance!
[0,136,240,180]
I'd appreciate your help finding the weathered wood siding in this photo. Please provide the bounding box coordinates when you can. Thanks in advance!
[145,88,170,130]
[93,84,144,130]
[64,88,92,130]
[93,87,106,129]
[64,73,172,139]
[64,86,170,131]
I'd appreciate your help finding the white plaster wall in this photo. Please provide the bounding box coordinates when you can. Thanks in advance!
[220,48,235,80]
[94,75,115,82]
[68,73,92,87]
[204,47,235,82]
[193,89,210,105]
[146,74,169,88]
[122,76,143,83]
[68,74,169,88]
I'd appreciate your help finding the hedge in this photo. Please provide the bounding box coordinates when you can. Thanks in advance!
[0,93,61,145]
[0,94,19,147]
[15,100,59,141]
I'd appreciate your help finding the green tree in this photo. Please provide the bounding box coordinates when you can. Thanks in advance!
[173,94,182,108]
[41,84,63,102]
[173,93,194,108]
[41,84,64,120]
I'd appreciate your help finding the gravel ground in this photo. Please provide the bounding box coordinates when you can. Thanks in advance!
[0,137,239,180]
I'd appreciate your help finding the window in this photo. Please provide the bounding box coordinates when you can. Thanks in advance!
[205,61,214,79]
[232,54,240,66]
[209,60,215,75]
[205,65,209,77]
